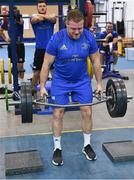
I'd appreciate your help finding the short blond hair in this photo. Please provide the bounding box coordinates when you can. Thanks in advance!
[66,9,84,23]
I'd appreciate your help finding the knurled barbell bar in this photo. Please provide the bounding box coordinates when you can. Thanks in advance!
[4,79,133,124]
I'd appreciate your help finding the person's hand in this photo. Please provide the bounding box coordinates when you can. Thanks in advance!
[96,83,103,96]
[40,87,48,98]
[48,14,56,22]
[106,33,113,43]
[106,33,112,38]
[49,13,56,18]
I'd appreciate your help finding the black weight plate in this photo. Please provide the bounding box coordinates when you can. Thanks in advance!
[21,82,27,123]
[25,82,33,123]
[118,79,127,116]
[106,79,126,117]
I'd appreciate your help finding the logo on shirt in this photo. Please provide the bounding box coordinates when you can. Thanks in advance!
[81,43,88,49]
[60,44,68,50]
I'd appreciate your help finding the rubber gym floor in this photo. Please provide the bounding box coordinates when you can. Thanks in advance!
[0,44,134,179]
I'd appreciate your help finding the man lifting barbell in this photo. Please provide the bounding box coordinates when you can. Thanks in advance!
[40,9,103,166]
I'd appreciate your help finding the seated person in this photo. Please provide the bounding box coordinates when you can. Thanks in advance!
[98,22,118,71]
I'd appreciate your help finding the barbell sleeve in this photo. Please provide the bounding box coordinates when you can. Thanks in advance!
[8,100,21,106]
[127,96,133,100]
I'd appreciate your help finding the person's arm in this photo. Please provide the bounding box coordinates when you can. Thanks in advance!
[40,53,55,96]
[113,36,118,45]
[105,32,118,50]
[90,51,103,94]
[0,28,10,42]
[31,13,56,24]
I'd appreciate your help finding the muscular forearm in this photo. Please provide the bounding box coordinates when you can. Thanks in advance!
[31,14,45,23]
[0,30,9,42]
[91,53,102,85]
[40,62,49,89]
[31,14,56,24]
[40,54,55,97]
[44,14,56,23]
[94,62,102,83]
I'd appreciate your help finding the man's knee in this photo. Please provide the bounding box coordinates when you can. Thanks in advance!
[53,108,64,120]
[80,106,92,118]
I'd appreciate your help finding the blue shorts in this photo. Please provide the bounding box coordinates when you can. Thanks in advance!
[50,78,93,105]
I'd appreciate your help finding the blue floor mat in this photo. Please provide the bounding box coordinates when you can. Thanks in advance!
[1,128,134,179]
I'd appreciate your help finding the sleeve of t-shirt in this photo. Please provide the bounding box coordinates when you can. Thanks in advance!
[113,31,118,38]
[97,32,105,39]
[46,33,58,56]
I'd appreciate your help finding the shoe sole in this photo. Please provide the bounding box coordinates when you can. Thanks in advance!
[82,150,97,161]
[52,160,64,166]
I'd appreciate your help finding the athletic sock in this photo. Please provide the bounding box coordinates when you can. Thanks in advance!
[53,136,61,150]
[83,133,91,147]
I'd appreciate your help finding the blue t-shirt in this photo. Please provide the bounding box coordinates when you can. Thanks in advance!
[31,19,55,49]
[98,30,118,50]
[46,29,98,83]
[98,31,118,39]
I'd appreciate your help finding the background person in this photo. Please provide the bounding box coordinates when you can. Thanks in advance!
[8,6,25,83]
[1,6,8,31]
[98,22,118,71]
[1,6,25,83]
[0,25,9,42]
[0,6,9,44]
[40,9,103,166]
[30,0,56,92]
[84,0,95,32]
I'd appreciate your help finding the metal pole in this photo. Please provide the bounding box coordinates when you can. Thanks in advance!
[9,0,19,95]
[78,0,85,14]
[58,2,63,30]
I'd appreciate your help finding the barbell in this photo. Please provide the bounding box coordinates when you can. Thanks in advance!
[3,78,132,124]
